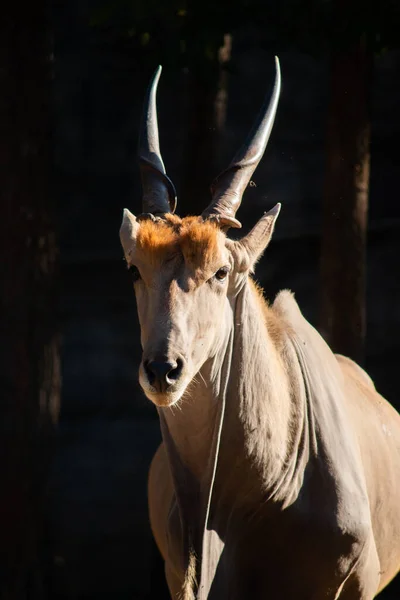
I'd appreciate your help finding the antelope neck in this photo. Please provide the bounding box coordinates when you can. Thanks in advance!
[158,279,308,598]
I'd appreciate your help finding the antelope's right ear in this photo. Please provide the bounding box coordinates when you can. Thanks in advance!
[120,209,139,256]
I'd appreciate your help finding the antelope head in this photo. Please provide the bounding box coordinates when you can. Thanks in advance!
[120,60,281,407]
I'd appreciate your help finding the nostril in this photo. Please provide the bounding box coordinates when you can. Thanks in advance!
[166,358,183,383]
[144,358,184,391]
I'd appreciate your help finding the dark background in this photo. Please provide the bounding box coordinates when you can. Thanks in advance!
[2,0,400,598]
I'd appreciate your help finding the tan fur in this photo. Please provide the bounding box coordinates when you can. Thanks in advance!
[180,551,197,600]
[336,354,376,390]
[146,280,400,599]
[248,279,287,350]
[121,207,400,599]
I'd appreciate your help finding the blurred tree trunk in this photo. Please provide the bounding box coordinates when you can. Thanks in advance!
[319,36,372,365]
[0,1,60,598]
[181,34,232,214]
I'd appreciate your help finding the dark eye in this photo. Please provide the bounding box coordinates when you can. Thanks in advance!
[215,266,229,282]
[129,265,141,282]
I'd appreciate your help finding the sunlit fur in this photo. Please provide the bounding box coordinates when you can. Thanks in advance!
[123,213,231,408]
[179,551,197,600]
[121,208,400,599]
[136,215,221,275]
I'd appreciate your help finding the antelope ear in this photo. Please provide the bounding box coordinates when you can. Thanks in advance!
[120,209,140,257]
[228,204,281,272]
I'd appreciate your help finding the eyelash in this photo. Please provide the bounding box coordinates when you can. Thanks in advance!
[129,265,141,282]
[214,266,229,282]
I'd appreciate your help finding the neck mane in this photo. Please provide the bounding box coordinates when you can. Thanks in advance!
[158,278,310,598]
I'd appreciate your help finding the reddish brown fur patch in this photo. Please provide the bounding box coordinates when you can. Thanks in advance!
[136,218,179,262]
[136,215,221,271]
[249,279,285,348]
[180,218,220,271]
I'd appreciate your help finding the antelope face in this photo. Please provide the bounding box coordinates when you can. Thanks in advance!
[120,209,280,407]
[120,57,281,406]
[120,214,233,407]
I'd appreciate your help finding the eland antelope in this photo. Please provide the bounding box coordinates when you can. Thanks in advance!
[120,59,400,599]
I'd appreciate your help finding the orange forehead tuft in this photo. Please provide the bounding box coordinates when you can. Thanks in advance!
[136,215,221,269]
[136,218,179,258]
[179,217,220,269]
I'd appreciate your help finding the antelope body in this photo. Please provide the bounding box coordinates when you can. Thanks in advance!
[120,60,400,599]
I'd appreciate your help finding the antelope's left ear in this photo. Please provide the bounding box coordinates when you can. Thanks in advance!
[120,209,139,256]
[228,203,281,272]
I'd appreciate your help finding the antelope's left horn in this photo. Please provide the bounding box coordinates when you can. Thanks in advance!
[202,56,281,229]
[138,66,177,216]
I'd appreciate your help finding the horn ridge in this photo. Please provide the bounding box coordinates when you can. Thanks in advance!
[202,56,281,228]
[138,65,177,215]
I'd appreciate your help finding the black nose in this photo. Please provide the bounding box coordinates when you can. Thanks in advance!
[145,358,183,393]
